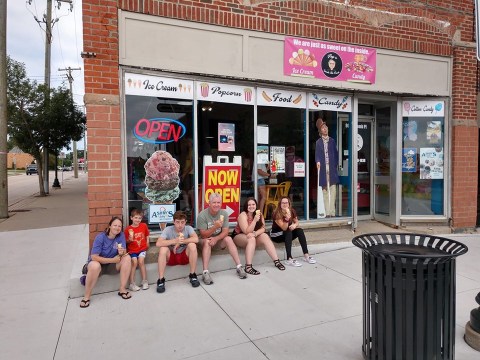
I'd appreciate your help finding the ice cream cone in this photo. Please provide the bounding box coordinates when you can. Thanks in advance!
[219,215,224,222]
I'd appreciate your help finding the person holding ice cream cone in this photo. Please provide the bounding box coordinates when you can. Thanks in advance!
[155,211,199,293]
[197,193,246,285]
[270,196,316,266]
[232,197,285,274]
[80,217,132,308]
[124,208,150,291]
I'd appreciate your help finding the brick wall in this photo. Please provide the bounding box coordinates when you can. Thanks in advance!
[7,153,35,169]
[83,0,479,237]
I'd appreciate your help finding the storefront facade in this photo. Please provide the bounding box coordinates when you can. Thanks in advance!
[83,1,477,242]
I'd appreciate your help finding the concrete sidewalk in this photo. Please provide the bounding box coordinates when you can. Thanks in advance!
[0,173,479,359]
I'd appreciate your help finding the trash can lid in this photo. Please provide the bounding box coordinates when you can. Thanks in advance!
[352,232,468,260]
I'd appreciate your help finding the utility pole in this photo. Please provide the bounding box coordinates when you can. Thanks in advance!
[41,0,53,193]
[0,0,8,219]
[31,0,73,192]
[59,66,81,178]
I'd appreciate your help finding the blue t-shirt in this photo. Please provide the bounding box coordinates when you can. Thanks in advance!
[89,232,126,261]
[160,225,196,254]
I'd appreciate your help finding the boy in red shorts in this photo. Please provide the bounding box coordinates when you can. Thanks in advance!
[124,208,150,291]
[155,211,199,293]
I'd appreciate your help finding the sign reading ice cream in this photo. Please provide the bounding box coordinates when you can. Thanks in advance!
[125,73,193,99]
[284,37,376,84]
[197,82,254,105]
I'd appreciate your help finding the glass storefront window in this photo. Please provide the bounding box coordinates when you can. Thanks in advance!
[197,100,254,218]
[308,110,349,219]
[401,101,445,216]
[257,106,306,220]
[125,95,194,229]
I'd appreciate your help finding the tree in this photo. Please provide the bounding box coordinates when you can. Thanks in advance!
[6,56,86,196]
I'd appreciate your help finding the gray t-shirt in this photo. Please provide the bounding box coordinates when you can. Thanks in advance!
[196,208,229,237]
[160,225,196,253]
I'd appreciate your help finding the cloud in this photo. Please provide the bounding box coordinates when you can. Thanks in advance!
[7,0,85,107]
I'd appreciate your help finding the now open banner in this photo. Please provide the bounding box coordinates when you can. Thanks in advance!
[202,156,242,223]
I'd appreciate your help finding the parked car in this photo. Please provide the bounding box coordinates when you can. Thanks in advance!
[26,164,38,175]
[62,166,72,171]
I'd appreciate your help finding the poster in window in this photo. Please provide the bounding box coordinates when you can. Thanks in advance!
[257,145,269,164]
[218,123,235,152]
[270,146,285,174]
[426,121,442,144]
[403,119,418,141]
[402,148,417,173]
[419,147,443,179]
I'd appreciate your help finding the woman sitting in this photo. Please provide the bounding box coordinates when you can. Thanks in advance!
[270,196,316,267]
[232,197,285,275]
[80,216,132,308]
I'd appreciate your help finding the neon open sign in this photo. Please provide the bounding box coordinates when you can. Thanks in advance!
[133,118,186,144]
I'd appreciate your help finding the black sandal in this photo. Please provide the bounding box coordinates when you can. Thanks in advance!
[274,260,285,271]
[244,264,260,275]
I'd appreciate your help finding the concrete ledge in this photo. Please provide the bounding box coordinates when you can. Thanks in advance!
[69,239,354,299]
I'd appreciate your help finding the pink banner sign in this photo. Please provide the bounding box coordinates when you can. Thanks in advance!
[284,37,376,84]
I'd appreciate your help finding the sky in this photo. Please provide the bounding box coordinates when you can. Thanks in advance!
[7,0,85,150]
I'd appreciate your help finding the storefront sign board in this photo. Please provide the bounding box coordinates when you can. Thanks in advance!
[402,101,444,117]
[257,87,306,108]
[125,73,193,99]
[202,156,242,223]
[197,82,254,105]
[284,37,376,84]
[309,93,352,112]
[148,204,176,224]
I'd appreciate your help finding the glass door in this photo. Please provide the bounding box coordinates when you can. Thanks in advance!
[357,118,373,218]
[373,105,398,225]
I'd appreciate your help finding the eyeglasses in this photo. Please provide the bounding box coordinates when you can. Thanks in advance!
[280,201,289,204]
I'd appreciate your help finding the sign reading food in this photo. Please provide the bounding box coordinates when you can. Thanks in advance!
[257,87,306,108]
[284,37,376,84]
[202,156,242,223]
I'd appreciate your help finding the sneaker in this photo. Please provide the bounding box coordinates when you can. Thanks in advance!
[202,271,213,285]
[286,259,302,267]
[129,283,141,292]
[303,256,317,264]
[156,278,166,293]
[189,274,200,288]
[236,266,247,279]
[141,280,149,290]
[80,275,86,286]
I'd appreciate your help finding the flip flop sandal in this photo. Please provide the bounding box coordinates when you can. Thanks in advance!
[274,260,286,271]
[80,299,90,308]
[118,292,132,300]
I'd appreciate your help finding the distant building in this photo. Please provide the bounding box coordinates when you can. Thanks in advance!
[7,147,34,169]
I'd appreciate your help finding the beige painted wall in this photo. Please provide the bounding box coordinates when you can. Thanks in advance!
[119,12,451,97]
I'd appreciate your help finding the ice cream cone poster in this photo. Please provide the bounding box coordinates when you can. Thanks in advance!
[402,148,417,173]
[144,150,181,203]
[284,37,376,84]
[218,123,235,152]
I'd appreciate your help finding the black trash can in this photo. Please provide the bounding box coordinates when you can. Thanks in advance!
[352,233,468,360]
